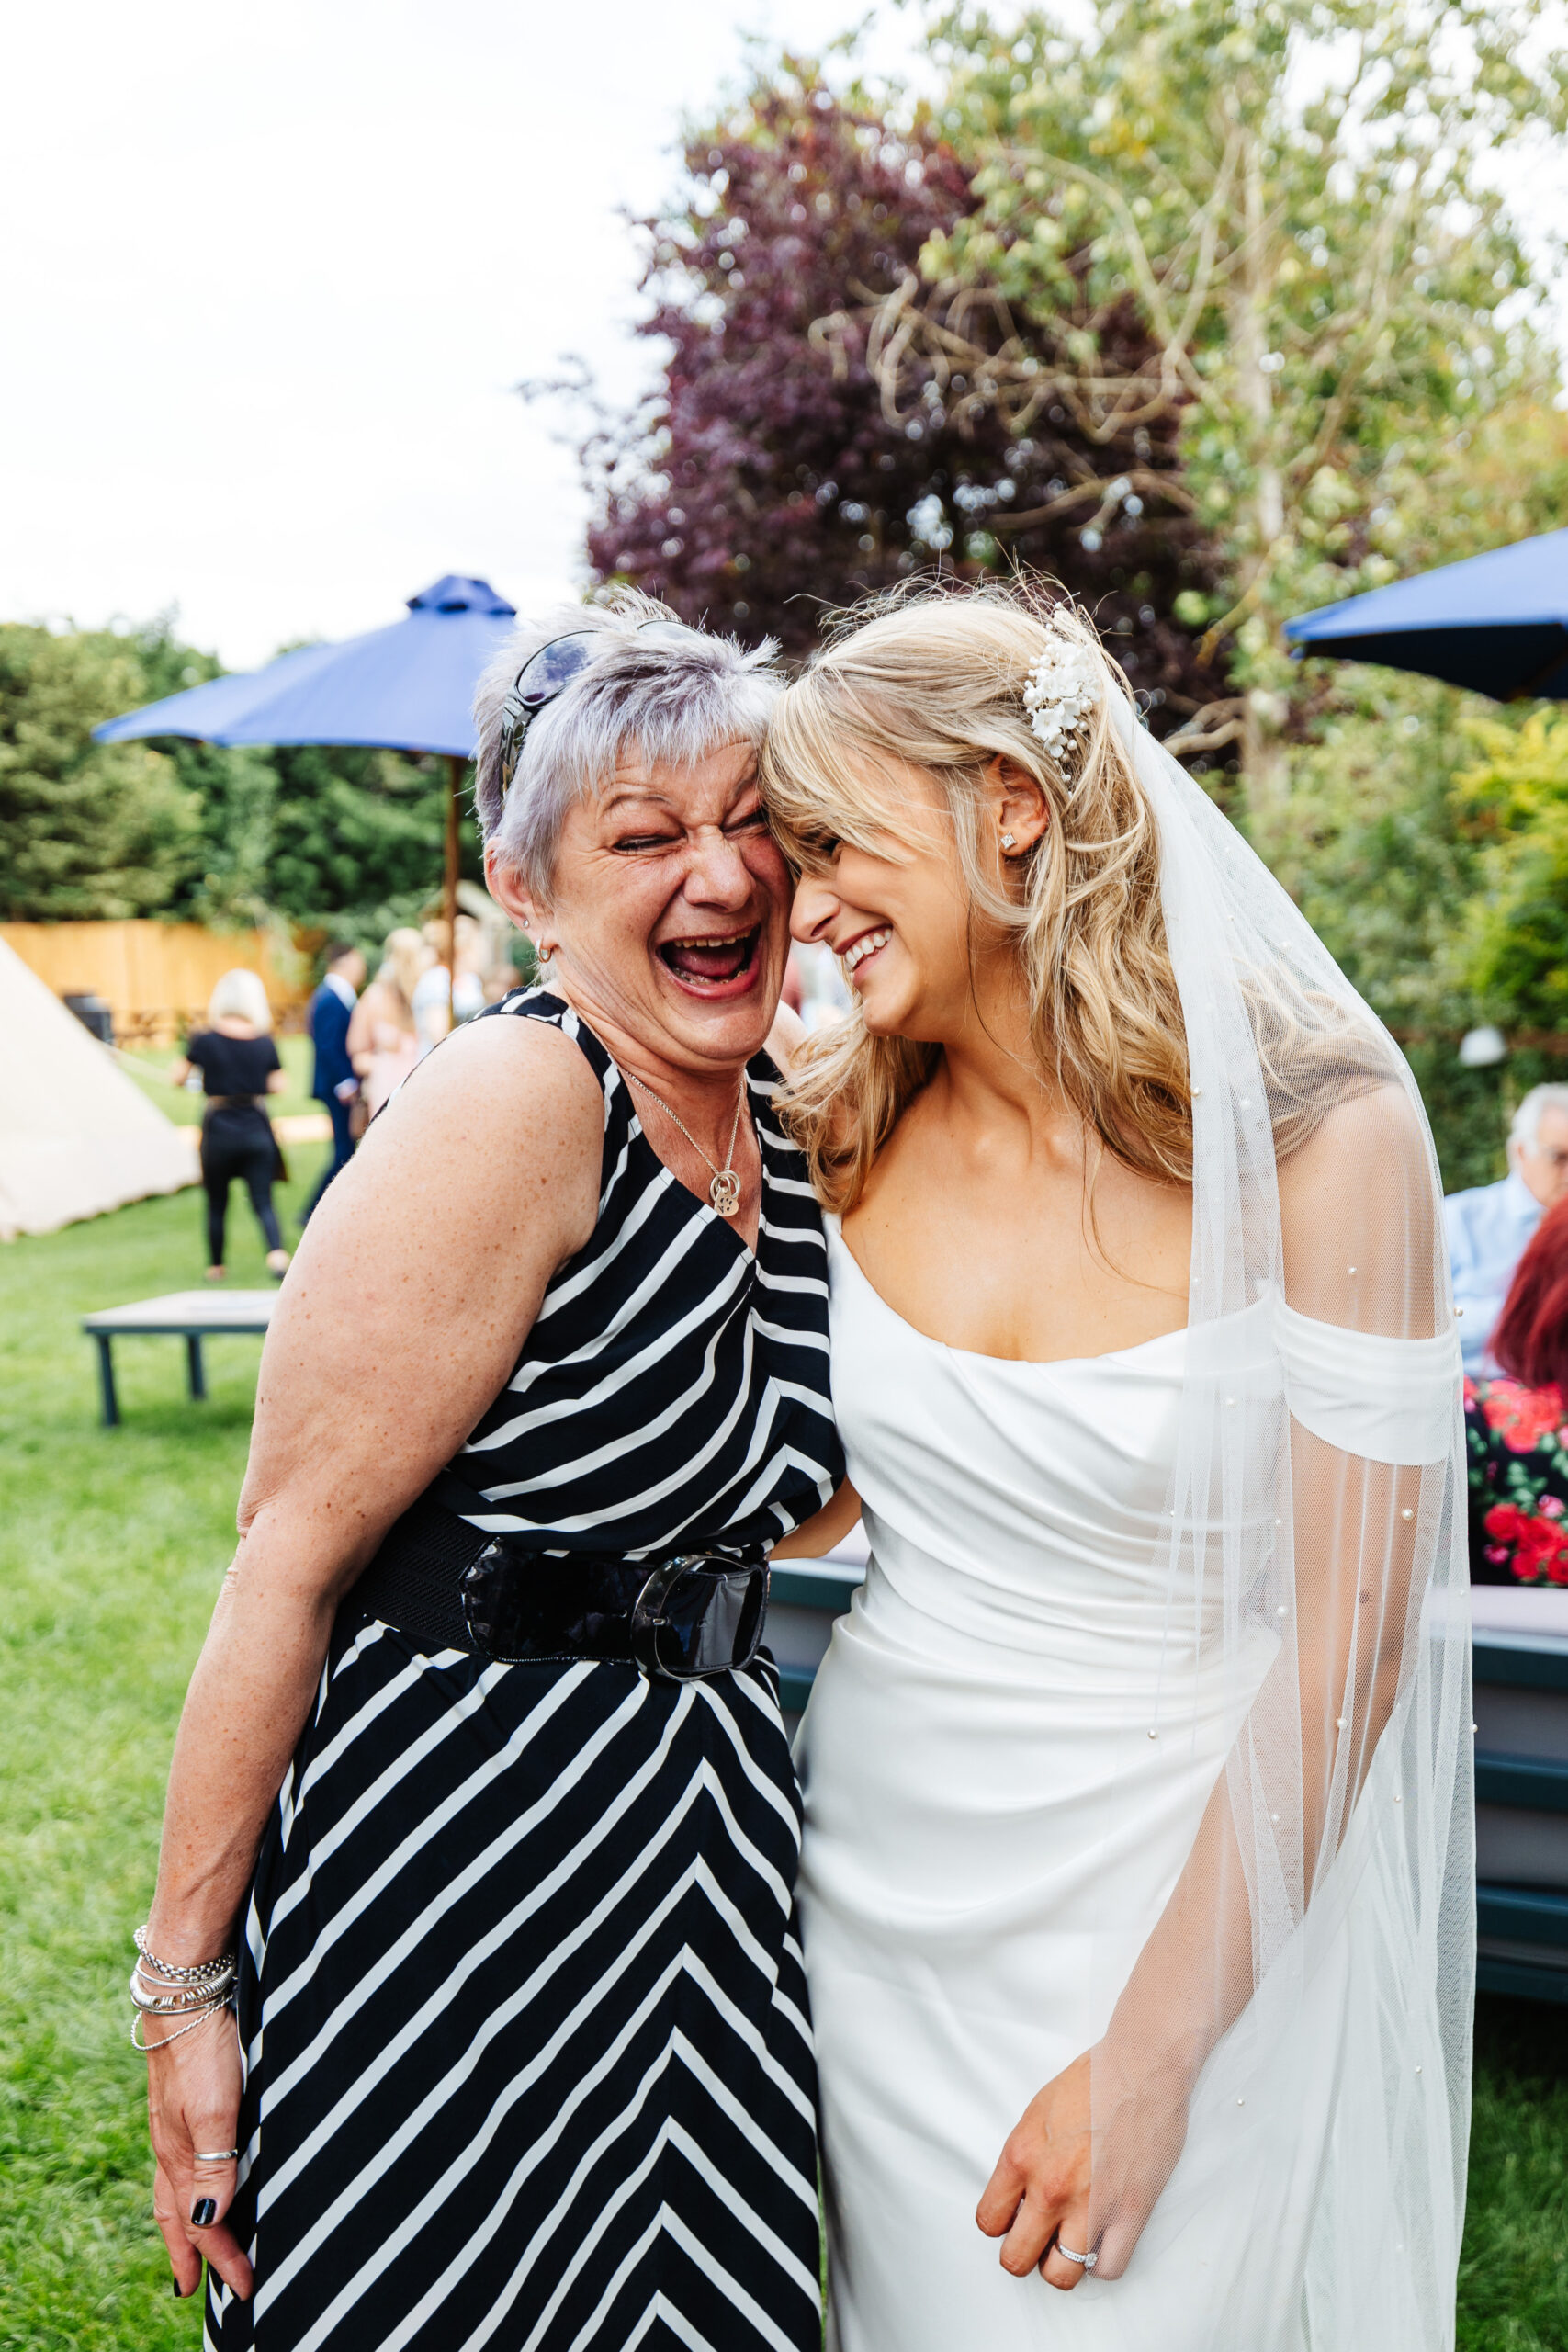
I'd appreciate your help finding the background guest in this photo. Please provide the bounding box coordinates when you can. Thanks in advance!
[412,918,454,1048]
[346,925,424,1118]
[301,940,365,1224]
[1446,1082,1568,1370]
[170,969,289,1283]
[451,911,488,1022]
[410,912,488,1045]
[1467,1195,1568,1585]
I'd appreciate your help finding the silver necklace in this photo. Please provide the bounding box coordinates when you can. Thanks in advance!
[626,1070,748,1217]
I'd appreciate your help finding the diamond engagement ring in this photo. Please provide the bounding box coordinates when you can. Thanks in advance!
[1055,2239,1098,2270]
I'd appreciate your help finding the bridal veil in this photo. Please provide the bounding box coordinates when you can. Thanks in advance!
[1080,628,1472,2341]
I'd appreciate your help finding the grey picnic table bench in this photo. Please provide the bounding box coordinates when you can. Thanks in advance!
[81,1290,276,1427]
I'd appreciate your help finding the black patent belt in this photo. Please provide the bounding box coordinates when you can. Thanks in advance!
[350,1497,768,1680]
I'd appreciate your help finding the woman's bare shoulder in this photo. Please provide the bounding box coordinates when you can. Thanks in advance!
[330,1011,604,1259]
[1277,1078,1427,1202]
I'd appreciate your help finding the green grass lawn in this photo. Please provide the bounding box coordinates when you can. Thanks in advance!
[2,1167,1567,2345]
[0,1151,326,2350]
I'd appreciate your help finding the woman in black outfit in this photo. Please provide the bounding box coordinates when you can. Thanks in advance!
[173,968,290,1281]
[134,599,846,2351]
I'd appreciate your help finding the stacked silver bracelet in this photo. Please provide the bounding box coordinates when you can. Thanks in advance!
[129,1926,238,2052]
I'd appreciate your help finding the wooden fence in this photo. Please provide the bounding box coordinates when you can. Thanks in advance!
[0,922,308,1046]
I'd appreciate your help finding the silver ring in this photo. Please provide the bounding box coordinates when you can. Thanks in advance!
[1055,2239,1098,2270]
[193,2147,240,2164]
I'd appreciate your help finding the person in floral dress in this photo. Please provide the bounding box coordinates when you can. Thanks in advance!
[1467,1195,1568,1584]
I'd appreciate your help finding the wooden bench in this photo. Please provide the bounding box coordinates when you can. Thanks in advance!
[81,1290,276,1427]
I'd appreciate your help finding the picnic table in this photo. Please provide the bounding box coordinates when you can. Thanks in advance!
[82,1290,276,1427]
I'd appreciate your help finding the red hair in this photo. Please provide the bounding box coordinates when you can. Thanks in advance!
[1492,1195,1568,1395]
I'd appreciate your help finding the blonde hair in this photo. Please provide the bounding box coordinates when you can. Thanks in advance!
[760,582,1191,1213]
[378,927,429,1026]
[206,968,273,1033]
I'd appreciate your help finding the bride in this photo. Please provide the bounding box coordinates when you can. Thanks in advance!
[761,585,1472,2350]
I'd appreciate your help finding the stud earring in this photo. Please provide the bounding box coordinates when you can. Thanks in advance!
[1001,832,1017,851]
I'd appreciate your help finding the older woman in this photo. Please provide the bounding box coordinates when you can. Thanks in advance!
[135,598,844,2350]
[346,924,427,1117]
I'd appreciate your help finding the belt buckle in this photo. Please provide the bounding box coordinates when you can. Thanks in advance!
[460,1539,541,1663]
[632,1554,768,1681]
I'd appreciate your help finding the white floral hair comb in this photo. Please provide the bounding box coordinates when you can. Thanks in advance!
[1021,618,1100,773]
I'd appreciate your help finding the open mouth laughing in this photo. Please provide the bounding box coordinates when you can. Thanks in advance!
[840,927,891,980]
[657,926,762,998]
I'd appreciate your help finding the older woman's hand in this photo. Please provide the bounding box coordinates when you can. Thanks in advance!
[146,2007,253,2301]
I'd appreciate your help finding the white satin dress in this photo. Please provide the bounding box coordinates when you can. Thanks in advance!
[795,1221,1462,2352]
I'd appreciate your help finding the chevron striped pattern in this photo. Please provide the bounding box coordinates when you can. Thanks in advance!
[208,1629,822,2350]
[427,992,840,1564]
[207,991,839,2349]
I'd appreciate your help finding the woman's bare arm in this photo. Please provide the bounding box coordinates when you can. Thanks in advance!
[141,1015,601,2296]
[772,1480,862,1560]
[149,1014,602,1958]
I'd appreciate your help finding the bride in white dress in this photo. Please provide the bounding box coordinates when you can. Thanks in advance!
[761,588,1472,2350]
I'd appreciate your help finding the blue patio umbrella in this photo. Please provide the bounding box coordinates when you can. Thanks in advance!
[1284,526,1568,700]
[95,574,521,953]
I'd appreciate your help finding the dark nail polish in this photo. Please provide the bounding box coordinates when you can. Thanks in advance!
[191,2198,218,2228]
[172,2279,186,2298]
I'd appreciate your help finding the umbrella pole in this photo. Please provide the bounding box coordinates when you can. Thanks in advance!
[443,755,462,994]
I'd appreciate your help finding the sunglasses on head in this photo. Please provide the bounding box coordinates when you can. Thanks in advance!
[497,619,701,797]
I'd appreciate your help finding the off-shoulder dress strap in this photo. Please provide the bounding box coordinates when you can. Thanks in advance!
[1274,1296,1461,1467]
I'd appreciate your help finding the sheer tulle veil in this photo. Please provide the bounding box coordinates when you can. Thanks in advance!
[1087,670,1472,2338]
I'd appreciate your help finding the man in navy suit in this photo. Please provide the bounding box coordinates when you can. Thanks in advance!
[302,941,366,1223]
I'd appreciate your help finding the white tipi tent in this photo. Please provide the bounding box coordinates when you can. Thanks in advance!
[0,938,198,1239]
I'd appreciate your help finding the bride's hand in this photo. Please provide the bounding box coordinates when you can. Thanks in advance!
[976,2047,1191,2290]
[976,2051,1095,2291]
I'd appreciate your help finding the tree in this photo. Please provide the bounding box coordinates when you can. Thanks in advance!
[0,615,479,945]
[873,0,1568,797]
[1454,708,1568,1038]
[0,624,204,920]
[581,65,1229,732]
[1247,401,1568,1187]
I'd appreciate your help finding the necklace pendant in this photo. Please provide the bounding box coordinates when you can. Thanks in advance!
[709,1169,741,1218]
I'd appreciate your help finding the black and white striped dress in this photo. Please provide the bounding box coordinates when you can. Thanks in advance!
[209,989,842,2352]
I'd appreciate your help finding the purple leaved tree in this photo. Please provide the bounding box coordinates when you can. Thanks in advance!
[580,69,1229,746]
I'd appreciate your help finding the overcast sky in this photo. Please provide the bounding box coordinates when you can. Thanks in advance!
[9,5,1562,675]
[4,0,926,669]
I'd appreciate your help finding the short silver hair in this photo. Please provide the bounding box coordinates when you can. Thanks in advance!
[473,590,781,896]
[1509,1084,1568,1155]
